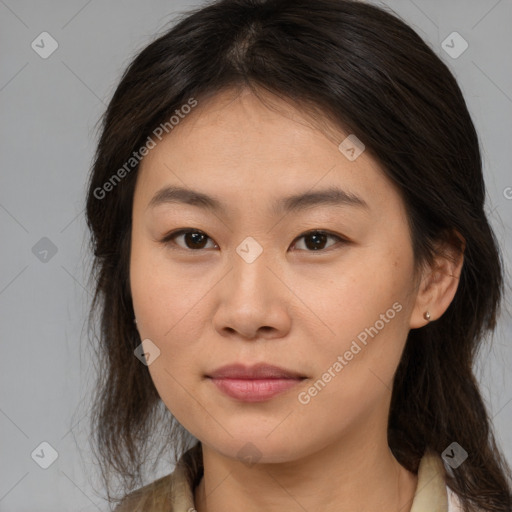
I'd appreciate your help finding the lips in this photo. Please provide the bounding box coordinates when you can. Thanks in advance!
[207,363,305,380]
[206,363,306,402]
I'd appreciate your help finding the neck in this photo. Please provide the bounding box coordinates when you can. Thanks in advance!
[194,421,418,512]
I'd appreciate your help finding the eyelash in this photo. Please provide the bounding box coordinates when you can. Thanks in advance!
[159,228,348,253]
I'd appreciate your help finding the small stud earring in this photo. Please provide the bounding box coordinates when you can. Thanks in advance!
[134,318,137,324]
[423,311,431,321]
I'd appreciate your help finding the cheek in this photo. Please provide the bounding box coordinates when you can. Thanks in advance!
[130,238,204,339]
[305,247,414,391]
[130,244,206,430]
[318,252,412,338]
[130,239,211,407]
[295,284,410,433]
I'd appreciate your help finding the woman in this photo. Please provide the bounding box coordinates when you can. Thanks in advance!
[85,0,512,510]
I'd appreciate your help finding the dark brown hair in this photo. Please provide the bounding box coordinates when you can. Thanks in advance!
[84,0,512,510]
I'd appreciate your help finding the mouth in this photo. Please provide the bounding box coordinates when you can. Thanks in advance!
[206,363,307,402]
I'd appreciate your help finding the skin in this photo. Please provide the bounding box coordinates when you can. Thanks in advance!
[130,87,463,512]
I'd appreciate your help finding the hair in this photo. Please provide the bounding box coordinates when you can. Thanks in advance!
[84,0,512,510]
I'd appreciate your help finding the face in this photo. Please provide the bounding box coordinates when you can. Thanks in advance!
[130,87,422,463]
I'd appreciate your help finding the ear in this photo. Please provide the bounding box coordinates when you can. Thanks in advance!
[410,231,465,329]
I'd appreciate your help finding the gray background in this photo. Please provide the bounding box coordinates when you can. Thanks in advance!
[1,0,511,510]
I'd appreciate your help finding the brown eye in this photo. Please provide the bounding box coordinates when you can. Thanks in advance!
[292,230,344,252]
[162,229,217,250]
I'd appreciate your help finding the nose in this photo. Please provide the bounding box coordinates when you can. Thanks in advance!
[211,246,292,341]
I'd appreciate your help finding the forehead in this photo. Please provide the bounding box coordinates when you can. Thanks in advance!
[134,88,404,220]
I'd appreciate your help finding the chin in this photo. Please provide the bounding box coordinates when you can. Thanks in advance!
[200,431,311,465]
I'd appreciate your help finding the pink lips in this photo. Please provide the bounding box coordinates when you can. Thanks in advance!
[207,363,306,402]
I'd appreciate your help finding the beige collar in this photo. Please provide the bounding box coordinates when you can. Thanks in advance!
[409,449,449,511]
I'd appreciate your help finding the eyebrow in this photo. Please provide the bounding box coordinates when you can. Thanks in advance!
[147,185,369,215]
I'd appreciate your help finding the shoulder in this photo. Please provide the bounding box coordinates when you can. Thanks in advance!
[418,450,484,512]
[114,473,174,512]
[447,485,489,512]
[114,442,203,512]
[447,485,463,512]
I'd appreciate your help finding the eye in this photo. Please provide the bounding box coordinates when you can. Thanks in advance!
[161,229,217,251]
[291,230,345,252]
[161,228,346,253]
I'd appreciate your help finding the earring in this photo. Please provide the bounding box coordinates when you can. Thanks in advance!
[134,318,137,324]
[423,311,431,321]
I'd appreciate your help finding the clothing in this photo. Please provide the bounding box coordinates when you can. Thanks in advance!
[115,442,466,511]
[447,486,464,512]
